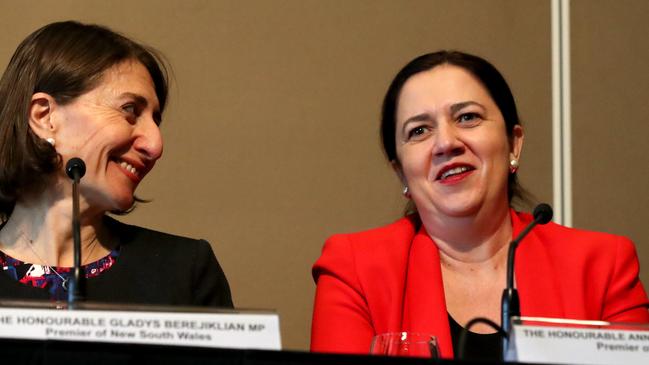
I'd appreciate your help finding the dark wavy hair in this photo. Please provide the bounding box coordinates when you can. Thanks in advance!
[0,21,168,219]
[380,50,530,212]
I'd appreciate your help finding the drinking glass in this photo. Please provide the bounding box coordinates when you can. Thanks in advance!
[370,332,438,358]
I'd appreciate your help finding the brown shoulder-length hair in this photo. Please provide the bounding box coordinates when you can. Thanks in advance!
[0,21,168,219]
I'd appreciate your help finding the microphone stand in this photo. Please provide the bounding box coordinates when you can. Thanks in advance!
[500,227,530,357]
[66,158,86,308]
[501,204,553,359]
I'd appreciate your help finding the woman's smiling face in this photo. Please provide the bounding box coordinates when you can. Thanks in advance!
[49,60,163,213]
[394,64,523,220]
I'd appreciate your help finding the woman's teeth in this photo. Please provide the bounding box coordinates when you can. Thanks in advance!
[440,166,470,180]
[120,161,138,176]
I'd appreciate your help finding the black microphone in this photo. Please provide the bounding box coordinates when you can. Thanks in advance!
[65,157,86,308]
[65,157,86,181]
[501,203,553,358]
[532,203,553,225]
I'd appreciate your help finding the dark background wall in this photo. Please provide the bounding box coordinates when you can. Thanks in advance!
[0,0,644,351]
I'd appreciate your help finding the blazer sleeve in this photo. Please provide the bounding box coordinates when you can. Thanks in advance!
[191,239,234,308]
[311,234,374,354]
[601,236,649,322]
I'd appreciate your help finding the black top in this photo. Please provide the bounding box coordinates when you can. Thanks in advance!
[448,314,501,361]
[0,247,120,301]
[0,216,233,308]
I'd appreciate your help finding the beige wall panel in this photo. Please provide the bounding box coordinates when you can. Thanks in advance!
[571,0,649,291]
[0,0,551,350]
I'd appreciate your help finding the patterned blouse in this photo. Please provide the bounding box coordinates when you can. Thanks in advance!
[0,249,119,301]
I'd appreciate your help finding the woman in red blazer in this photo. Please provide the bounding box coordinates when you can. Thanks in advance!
[310,51,649,360]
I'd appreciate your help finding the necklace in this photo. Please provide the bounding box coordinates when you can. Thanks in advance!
[29,244,68,290]
[23,234,100,291]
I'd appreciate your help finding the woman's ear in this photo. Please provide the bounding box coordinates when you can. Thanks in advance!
[510,124,524,161]
[28,92,57,139]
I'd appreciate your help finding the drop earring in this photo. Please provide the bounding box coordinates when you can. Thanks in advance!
[402,186,411,198]
[45,137,55,146]
[509,159,519,173]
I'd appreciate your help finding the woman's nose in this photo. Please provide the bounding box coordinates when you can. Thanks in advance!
[133,119,163,161]
[432,123,464,158]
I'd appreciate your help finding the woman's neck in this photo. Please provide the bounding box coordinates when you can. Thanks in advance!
[0,192,107,267]
[426,203,514,333]
[420,202,513,265]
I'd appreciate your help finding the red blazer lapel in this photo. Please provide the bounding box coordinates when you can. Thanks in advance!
[512,210,565,319]
[402,227,454,358]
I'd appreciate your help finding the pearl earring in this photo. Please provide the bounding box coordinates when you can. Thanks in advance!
[509,159,519,173]
[402,186,411,198]
[45,138,55,146]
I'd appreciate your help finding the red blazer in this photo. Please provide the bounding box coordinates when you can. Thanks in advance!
[311,210,649,358]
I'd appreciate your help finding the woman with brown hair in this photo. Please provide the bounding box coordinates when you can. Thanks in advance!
[311,51,649,360]
[0,21,232,307]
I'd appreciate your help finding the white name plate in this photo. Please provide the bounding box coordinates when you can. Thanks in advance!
[0,307,281,350]
[507,317,649,364]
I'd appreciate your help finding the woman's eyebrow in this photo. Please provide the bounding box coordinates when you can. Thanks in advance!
[403,112,432,125]
[450,101,485,114]
[120,92,148,105]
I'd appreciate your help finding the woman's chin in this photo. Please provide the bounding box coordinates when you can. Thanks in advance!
[80,185,136,213]
[113,196,135,212]
[440,205,481,218]
[419,199,482,219]
[97,193,135,213]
